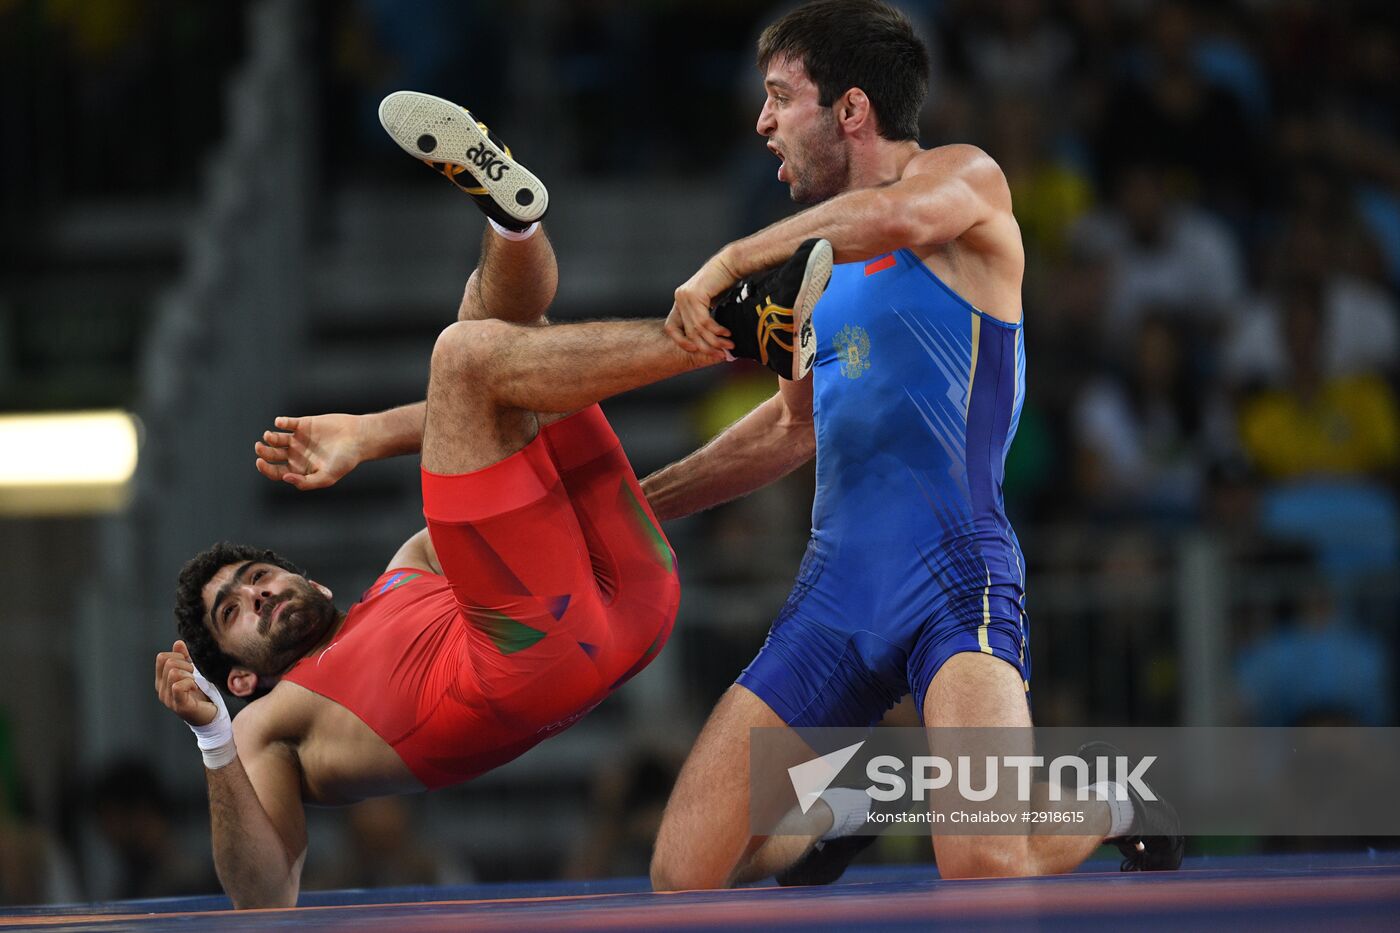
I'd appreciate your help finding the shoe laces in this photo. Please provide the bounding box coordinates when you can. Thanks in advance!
[1118,838,1148,871]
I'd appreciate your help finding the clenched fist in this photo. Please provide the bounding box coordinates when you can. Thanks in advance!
[154,640,219,727]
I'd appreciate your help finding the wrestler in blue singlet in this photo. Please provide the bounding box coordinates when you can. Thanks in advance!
[737,248,1030,728]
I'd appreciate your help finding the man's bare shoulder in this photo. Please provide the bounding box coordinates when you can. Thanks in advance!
[902,144,1011,205]
[232,682,320,749]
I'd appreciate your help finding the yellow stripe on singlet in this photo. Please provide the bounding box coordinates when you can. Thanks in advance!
[965,313,982,421]
[977,567,993,655]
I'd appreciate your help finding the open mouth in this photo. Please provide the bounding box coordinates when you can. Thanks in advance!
[769,142,788,181]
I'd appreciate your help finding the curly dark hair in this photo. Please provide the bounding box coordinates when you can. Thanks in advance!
[757,0,930,142]
[174,542,304,695]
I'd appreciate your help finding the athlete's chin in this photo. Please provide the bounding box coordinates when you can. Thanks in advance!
[787,175,838,206]
[260,607,335,672]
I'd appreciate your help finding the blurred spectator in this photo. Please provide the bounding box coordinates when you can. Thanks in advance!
[1189,4,1271,123]
[1224,212,1399,389]
[1071,160,1246,347]
[1226,159,1400,383]
[954,0,1076,99]
[1071,313,1227,518]
[305,797,471,890]
[1258,480,1400,600]
[1236,577,1393,726]
[1097,1,1261,214]
[985,93,1094,259]
[91,759,217,900]
[1237,278,1400,482]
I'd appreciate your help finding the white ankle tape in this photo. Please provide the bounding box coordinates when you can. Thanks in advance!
[1088,781,1135,838]
[819,787,872,841]
[489,219,539,241]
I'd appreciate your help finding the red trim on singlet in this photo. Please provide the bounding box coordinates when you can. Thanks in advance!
[421,441,551,523]
[864,254,897,276]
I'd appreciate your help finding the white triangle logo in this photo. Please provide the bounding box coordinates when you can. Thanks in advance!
[787,741,866,814]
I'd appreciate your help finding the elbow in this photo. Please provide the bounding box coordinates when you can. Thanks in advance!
[775,411,816,464]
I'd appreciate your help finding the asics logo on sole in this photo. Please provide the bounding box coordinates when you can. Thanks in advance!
[465,143,511,180]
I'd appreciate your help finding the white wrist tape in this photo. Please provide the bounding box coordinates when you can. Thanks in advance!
[188,665,237,770]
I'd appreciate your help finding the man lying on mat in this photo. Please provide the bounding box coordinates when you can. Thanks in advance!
[153,90,833,908]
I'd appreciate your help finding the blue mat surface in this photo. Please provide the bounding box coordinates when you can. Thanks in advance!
[4,852,1398,931]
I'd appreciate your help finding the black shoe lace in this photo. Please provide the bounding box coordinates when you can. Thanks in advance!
[1117,837,1147,871]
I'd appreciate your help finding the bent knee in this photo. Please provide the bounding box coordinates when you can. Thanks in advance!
[936,842,1033,879]
[430,318,514,382]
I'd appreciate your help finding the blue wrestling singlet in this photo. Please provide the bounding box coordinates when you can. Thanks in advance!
[737,248,1031,727]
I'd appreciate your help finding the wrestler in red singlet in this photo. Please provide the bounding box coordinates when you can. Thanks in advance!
[283,405,679,788]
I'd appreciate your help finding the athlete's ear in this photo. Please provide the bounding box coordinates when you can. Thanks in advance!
[837,88,872,132]
[311,580,333,600]
[227,666,260,698]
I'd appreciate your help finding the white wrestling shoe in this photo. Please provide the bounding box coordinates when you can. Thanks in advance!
[378,90,549,231]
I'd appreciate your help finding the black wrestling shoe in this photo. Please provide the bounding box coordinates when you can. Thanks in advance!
[711,238,833,381]
[775,833,878,887]
[378,90,548,231]
[1078,741,1184,871]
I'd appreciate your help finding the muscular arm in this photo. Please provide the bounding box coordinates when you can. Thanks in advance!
[642,376,814,521]
[205,728,308,909]
[155,646,307,908]
[670,145,1016,352]
[722,144,1010,277]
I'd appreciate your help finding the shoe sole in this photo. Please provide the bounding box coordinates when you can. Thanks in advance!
[791,239,833,381]
[378,90,549,226]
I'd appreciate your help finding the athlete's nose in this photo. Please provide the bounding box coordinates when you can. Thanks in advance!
[239,582,271,616]
[757,100,776,137]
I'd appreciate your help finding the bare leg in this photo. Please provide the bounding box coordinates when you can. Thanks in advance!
[924,653,1108,877]
[733,817,826,883]
[423,319,717,475]
[735,694,927,880]
[458,227,558,325]
[423,220,720,475]
[651,685,809,890]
